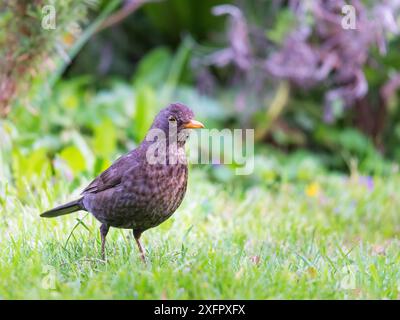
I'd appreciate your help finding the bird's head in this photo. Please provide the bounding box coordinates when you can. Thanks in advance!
[148,103,204,146]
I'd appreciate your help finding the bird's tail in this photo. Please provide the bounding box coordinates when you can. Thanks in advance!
[40,198,85,218]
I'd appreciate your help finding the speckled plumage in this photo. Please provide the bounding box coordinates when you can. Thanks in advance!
[82,153,188,231]
[41,103,204,261]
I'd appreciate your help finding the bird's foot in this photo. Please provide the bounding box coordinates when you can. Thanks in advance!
[139,252,147,264]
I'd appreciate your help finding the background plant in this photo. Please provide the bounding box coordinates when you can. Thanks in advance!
[1,0,400,300]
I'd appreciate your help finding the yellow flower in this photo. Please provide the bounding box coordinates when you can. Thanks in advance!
[62,33,74,46]
[306,182,320,197]
[306,267,318,278]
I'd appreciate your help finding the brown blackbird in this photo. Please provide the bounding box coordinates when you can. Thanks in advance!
[41,103,204,262]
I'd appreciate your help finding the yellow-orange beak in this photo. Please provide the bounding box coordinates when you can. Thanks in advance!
[183,119,205,129]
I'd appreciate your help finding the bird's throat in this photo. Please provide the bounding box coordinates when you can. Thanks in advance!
[142,138,187,166]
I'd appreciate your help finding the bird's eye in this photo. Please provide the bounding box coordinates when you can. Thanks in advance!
[168,116,176,122]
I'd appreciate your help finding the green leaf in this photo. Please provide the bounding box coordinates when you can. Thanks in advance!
[134,86,157,142]
[59,145,86,174]
[266,9,296,44]
[133,47,172,88]
[93,119,117,159]
[12,148,51,195]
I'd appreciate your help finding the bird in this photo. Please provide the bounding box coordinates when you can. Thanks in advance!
[41,103,204,262]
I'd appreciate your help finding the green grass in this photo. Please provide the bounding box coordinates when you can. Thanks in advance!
[1,167,400,299]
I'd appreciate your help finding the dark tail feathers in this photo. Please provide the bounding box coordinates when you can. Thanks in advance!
[41,198,85,218]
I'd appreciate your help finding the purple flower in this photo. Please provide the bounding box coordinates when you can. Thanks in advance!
[359,176,374,191]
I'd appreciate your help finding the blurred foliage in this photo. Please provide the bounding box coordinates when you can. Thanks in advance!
[64,0,400,170]
[0,0,107,115]
[66,0,230,79]
[1,0,400,194]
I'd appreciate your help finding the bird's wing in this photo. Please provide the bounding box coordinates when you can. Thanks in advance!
[82,151,139,194]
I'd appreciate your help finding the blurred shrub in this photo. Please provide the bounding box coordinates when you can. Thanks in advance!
[2,0,400,186]
[0,44,230,194]
[191,0,400,168]
[65,0,400,171]
[0,0,105,116]
[67,0,231,79]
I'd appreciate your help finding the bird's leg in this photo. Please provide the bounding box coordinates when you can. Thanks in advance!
[133,230,146,263]
[100,223,110,261]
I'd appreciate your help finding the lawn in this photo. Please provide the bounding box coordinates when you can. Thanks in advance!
[1,164,399,299]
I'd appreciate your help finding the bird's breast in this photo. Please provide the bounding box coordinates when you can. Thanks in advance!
[118,162,188,228]
[143,163,188,213]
